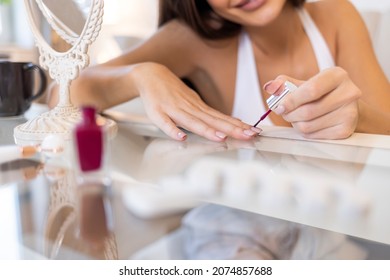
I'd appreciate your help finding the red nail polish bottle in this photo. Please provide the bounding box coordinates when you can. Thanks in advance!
[75,106,103,172]
[74,106,112,243]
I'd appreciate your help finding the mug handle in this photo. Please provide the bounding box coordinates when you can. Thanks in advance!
[24,63,47,102]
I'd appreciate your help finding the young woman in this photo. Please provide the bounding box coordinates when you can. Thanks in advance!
[54,0,390,142]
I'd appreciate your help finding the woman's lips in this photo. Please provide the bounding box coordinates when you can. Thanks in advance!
[234,0,266,11]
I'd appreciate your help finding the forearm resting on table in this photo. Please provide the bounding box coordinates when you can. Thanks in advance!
[47,64,143,111]
[356,100,390,135]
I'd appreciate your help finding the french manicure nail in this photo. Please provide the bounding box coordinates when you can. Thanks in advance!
[243,129,256,136]
[216,131,227,139]
[263,81,273,92]
[264,80,284,93]
[177,131,187,140]
[251,127,262,134]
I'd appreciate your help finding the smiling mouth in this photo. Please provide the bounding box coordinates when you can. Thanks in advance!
[234,0,265,10]
[235,0,251,8]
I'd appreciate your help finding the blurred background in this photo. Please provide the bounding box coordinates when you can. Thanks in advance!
[0,0,158,64]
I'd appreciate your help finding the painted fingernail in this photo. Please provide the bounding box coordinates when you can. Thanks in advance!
[216,131,227,139]
[251,127,262,134]
[265,80,284,93]
[273,105,285,115]
[263,81,273,92]
[243,129,256,136]
[177,131,187,140]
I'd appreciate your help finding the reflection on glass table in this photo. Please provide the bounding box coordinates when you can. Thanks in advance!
[0,157,117,260]
[2,116,390,259]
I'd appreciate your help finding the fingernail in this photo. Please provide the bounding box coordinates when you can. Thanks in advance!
[243,129,256,136]
[177,131,187,140]
[263,81,273,92]
[216,131,227,139]
[273,105,285,115]
[251,127,262,134]
[264,80,284,94]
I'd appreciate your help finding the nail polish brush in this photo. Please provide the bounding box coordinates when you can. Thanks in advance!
[254,81,297,127]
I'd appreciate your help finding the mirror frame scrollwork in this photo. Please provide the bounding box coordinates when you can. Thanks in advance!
[33,0,103,99]
[14,0,116,146]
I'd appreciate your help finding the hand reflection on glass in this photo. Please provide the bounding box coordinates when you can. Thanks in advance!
[139,137,229,181]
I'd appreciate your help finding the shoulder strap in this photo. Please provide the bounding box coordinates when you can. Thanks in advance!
[297,8,335,70]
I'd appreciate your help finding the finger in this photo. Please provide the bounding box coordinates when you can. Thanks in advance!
[173,112,229,142]
[193,101,254,129]
[263,78,285,95]
[173,109,259,141]
[263,75,304,116]
[280,68,356,115]
[300,122,355,140]
[283,80,361,123]
[192,106,260,139]
[193,104,261,138]
[263,75,304,95]
[150,111,188,141]
[291,102,358,139]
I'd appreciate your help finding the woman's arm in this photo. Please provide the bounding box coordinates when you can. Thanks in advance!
[335,0,390,134]
[48,20,258,142]
[262,0,390,139]
[57,20,197,110]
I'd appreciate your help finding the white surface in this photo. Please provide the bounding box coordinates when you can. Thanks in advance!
[0,186,21,259]
[112,171,201,219]
[0,145,23,165]
[260,125,390,150]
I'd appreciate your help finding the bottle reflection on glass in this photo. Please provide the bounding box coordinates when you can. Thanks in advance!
[76,182,112,246]
[44,167,117,260]
[74,105,112,246]
[71,105,117,258]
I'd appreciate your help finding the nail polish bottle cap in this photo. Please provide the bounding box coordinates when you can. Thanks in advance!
[266,81,297,110]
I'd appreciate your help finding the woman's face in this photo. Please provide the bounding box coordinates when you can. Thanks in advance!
[206,0,288,27]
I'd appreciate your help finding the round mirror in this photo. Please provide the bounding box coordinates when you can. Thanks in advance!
[14,0,116,145]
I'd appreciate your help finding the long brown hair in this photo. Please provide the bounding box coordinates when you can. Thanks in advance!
[159,0,306,39]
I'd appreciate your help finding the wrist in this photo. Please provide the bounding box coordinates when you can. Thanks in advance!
[131,62,170,92]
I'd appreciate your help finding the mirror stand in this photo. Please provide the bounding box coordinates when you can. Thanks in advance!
[14,0,117,146]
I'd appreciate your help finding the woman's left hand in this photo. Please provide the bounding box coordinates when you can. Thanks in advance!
[264,67,361,139]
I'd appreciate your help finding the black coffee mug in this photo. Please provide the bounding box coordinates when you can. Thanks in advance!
[0,61,47,117]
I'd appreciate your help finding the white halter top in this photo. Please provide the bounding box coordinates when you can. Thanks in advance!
[232,8,335,125]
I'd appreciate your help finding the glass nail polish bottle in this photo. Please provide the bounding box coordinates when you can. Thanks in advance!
[74,106,112,244]
[75,106,104,174]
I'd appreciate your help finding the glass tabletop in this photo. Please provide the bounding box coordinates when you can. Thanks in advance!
[1,116,390,260]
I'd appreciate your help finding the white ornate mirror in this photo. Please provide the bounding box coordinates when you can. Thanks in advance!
[14,0,116,145]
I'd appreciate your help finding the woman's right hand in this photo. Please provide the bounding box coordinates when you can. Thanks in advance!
[133,63,259,142]
[263,67,361,140]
